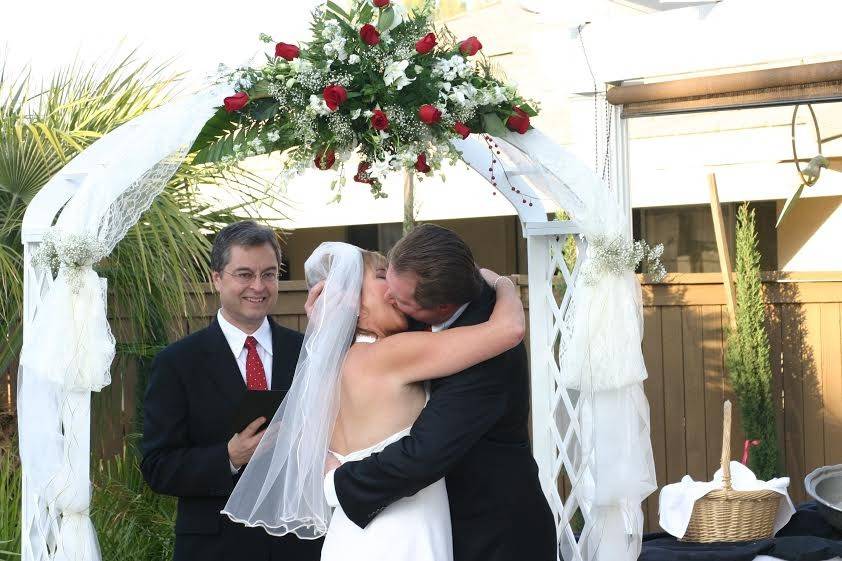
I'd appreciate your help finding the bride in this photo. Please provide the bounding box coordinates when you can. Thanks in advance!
[222,241,524,560]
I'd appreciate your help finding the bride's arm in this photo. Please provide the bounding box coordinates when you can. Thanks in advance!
[349,270,525,384]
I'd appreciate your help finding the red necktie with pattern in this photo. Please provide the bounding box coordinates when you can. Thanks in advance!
[244,336,268,390]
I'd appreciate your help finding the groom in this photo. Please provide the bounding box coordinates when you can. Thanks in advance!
[321,224,556,561]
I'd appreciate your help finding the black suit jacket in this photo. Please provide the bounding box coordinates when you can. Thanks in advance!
[333,284,557,561]
[141,317,323,561]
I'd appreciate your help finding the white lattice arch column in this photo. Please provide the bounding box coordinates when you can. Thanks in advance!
[20,176,88,561]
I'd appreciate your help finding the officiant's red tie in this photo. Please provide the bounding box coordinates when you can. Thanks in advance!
[244,336,268,390]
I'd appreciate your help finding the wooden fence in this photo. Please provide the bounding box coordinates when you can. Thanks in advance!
[2,272,842,532]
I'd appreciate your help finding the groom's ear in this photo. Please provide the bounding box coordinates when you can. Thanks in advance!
[211,270,222,292]
[436,303,458,316]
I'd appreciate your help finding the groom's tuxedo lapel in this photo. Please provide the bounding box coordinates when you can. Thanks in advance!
[203,319,247,407]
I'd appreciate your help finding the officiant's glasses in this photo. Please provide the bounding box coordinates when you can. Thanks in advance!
[223,269,279,284]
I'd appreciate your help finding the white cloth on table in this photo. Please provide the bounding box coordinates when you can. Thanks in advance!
[659,461,795,539]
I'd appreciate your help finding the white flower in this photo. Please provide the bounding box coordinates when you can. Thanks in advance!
[383,60,414,91]
[438,81,452,92]
[288,58,313,74]
[476,85,508,106]
[448,83,478,106]
[286,78,296,88]
[363,110,374,118]
[351,108,362,120]
[267,131,281,142]
[324,35,349,62]
[308,94,332,116]
[236,76,253,90]
[369,158,393,181]
[322,19,341,39]
[414,65,423,74]
[432,55,471,82]
[349,54,360,64]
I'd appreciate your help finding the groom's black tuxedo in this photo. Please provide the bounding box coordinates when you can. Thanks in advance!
[141,317,323,561]
[334,283,557,561]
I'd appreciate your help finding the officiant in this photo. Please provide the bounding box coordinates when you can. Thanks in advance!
[140,220,323,561]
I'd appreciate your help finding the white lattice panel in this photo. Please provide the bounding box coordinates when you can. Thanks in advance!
[526,223,593,561]
[20,241,60,561]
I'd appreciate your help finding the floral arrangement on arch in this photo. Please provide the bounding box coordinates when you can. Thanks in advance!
[193,0,539,198]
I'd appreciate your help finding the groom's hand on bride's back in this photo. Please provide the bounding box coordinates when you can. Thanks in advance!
[304,280,325,318]
[227,416,266,469]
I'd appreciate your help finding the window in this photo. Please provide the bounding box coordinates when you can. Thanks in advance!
[347,223,403,255]
[633,202,778,273]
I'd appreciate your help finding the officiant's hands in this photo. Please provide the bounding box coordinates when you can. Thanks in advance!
[228,416,266,469]
[304,280,325,318]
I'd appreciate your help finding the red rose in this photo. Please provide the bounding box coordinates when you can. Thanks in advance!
[415,33,437,54]
[415,153,431,174]
[459,36,482,56]
[314,149,336,170]
[354,161,373,184]
[223,91,249,113]
[322,85,348,111]
[274,42,300,61]
[360,24,380,46]
[370,109,389,131]
[373,0,390,6]
[418,104,442,125]
[506,107,531,134]
[453,121,471,139]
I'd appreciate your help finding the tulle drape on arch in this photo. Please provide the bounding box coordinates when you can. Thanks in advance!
[18,84,232,561]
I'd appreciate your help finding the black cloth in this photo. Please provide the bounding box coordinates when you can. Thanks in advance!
[640,502,842,561]
[333,283,557,561]
[141,317,323,561]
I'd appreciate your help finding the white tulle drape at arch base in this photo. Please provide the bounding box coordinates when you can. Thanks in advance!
[19,85,655,561]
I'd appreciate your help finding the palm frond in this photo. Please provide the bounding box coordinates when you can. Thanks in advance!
[0,49,286,410]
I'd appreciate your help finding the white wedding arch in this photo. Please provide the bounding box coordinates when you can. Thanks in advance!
[18,83,655,561]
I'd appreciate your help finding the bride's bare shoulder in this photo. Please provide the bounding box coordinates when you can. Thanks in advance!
[341,340,391,380]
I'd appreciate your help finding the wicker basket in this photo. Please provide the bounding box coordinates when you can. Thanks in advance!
[681,401,781,543]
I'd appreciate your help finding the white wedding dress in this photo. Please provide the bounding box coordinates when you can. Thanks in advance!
[320,387,453,561]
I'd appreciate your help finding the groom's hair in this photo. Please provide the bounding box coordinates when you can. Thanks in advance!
[211,220,282,272]
[388,224,483,308]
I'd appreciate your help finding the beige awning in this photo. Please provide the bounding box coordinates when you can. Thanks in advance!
[607,61,842,117]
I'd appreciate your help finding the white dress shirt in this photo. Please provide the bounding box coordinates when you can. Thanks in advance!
[323,302,470,507]
[217,309,273,474]
[217,309,273,389]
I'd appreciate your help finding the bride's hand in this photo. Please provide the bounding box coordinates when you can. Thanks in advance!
[304,280,325,318]
[479,268,501,286]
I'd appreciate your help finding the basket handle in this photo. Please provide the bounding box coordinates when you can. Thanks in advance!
[721,400,732,491]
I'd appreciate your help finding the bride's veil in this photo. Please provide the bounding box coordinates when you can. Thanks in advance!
[222,241,363,538]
